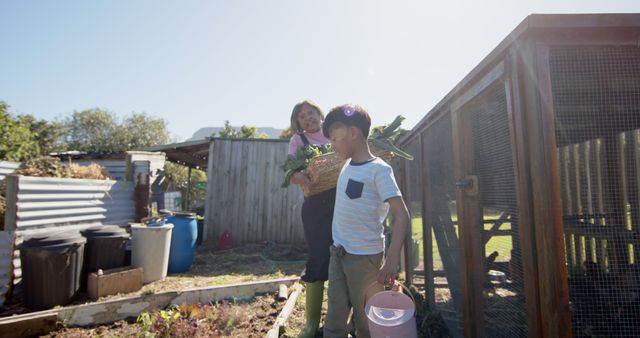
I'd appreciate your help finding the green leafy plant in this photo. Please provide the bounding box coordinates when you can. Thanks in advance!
[136,311,156,338]
[280,144,332,188]
[368,115,414,160]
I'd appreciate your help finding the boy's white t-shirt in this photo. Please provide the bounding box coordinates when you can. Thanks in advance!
[332,157,402,255]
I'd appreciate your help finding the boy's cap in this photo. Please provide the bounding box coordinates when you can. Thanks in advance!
[322,104,371,138]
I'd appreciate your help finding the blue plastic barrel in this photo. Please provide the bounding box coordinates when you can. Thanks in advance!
[166,212,198,273]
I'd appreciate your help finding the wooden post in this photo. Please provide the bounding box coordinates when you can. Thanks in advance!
[531,43,572,337]
[420,132,436,307]
[508,42,572,337]
[626,130,640,264]
[602,135,629,272]
[186,166,192,211]
[594,139,606,264]
[573,144,585,266]
[583,141,595,262]
[452,109,485,338]
[507,49,542,338]
[3,176,18,231]
[399,153,413,284]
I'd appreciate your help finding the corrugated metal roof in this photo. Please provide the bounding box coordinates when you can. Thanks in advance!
[0,161,20,181]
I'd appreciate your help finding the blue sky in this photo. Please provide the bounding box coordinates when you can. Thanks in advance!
[1,1,638,141]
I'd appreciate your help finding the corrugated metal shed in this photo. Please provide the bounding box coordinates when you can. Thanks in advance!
[4,176,135,233]
[0,161,20,181]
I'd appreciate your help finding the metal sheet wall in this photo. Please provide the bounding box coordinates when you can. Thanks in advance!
[4,175,135,233]
[0,161,20,181]
[204,139,305,244]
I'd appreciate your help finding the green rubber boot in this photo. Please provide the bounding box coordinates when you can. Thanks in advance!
[298,281,324,338]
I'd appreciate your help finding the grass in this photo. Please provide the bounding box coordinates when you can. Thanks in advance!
[409,214,514,270]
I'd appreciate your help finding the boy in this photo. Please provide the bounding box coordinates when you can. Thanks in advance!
[322,104,409,338]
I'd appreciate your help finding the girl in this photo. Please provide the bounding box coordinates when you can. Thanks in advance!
[288,100,335,338]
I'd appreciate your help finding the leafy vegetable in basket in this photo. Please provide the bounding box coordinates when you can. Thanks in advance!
[369,115,414,160]
[281,144,333,188]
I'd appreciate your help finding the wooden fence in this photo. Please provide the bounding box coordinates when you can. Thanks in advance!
[204,138,305,244]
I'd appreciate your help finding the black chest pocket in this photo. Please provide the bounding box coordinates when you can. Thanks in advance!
[345,179,364,199]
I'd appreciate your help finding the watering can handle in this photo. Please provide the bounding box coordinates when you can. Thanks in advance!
[368,281,417,306]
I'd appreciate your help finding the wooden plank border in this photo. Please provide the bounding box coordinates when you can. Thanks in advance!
[266,283,303,338]
[0,277,299,335]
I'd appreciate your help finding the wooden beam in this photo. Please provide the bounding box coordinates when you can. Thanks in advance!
[482,212,510,245]
[3,176,18,231]
[266,283,303,338]
[0,312,58,338]
[420,132,436,307]
[0,277,299,333]
[630,131,640,264]
[452,109,485,338]
[451,62,506,113]
[530,43,572,338]
[602,135,629,272]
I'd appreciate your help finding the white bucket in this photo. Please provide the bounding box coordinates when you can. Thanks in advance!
[365,283,418,338]
[131,223,173,283]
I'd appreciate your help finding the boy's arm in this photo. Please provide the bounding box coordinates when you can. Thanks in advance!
[377,196,409,285]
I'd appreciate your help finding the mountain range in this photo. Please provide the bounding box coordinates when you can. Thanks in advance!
[188,126,283,140]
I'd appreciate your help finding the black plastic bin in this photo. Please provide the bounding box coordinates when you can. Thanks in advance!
[19,232,86,310]
[81,226,130,279]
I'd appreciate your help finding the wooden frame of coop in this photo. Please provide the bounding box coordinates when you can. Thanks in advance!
[397,14,640,338]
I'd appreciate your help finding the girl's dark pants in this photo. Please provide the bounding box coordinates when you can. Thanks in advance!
[300,188,336,282]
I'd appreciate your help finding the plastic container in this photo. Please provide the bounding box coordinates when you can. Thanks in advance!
[365,283,418,338]
[81,226,130,279]
[166,212,197,274]
[131,223,173,283]
[19,232,86,310]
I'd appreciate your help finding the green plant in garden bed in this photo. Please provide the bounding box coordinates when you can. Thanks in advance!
[135,300,251,338]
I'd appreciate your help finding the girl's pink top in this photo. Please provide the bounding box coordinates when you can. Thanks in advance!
[288,129,330,155]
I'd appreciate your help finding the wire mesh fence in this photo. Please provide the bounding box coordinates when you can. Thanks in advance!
[550,46,640,337]
[421,115,464,337]
[463,84,527,337]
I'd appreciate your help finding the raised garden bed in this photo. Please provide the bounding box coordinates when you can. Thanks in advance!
[42,293,288,338]
[0,242,306,318]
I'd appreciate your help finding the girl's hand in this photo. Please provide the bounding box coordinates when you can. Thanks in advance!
[291,170,311,187]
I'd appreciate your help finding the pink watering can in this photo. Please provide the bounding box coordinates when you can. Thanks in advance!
[365,281,418,338]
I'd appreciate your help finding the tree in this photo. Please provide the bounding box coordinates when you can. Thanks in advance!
[216,120,240,138]
[19,114,67,155]
[215,120,267,139]
[279,127,294,140]
[65,108,169,152]
[119,112,170,150]
[66,108,118,152]
[163,162,207,211]
[0,101,39,161]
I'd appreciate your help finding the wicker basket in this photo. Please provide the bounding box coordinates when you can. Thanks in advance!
[301,142,391,197]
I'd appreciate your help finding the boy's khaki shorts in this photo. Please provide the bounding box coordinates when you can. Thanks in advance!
[323,245,384,338]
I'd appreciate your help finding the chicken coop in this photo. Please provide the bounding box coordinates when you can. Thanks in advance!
[397,14,640,338]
